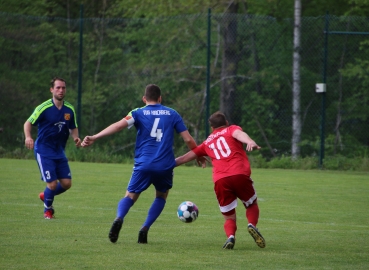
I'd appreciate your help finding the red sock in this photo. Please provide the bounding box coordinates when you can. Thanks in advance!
[246,203,259,226]
[224,219,237,238]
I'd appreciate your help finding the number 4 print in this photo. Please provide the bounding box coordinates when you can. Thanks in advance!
[150,118,163,142]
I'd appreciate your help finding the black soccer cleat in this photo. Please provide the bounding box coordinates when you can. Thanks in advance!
[248,224,266,248]
[109,218,123,243]
[222,236,235,249]
[137,230,148,244]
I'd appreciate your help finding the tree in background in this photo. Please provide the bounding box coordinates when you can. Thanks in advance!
[292,0,302,159]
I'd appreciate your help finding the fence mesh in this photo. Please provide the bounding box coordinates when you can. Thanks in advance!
[0,12,368,163]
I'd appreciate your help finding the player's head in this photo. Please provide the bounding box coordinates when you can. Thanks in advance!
[50,77,66,88]
[144,84,161,102]
[50,77,66,101]
[209,111,228,129]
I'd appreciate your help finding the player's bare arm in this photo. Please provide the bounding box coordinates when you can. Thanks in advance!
[232,129,261,151]
[81,118,128,147]
[70,128,81,147]
[179,130,207,167]
[23,120,34,150]
[175,150,198,167]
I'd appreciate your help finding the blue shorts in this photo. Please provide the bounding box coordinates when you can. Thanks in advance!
[35,152,71,183]
[127,169,173,193]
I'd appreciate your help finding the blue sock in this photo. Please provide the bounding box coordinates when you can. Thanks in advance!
[43,187,55,210]
[142,197,166,230]
[116,197,134,220]
[54,182,66,196]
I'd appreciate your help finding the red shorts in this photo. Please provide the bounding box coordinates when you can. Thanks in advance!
[214,174,257,213]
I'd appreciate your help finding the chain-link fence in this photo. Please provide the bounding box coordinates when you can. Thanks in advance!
[0,11,368,163]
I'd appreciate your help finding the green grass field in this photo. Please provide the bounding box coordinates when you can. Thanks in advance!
[1,158,368,270]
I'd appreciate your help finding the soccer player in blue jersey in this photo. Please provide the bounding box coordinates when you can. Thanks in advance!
[24,77,81,219]
[81,84,205,244]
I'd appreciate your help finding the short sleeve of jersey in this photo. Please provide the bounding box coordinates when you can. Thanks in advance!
[228,125,242,134]
[193,143,208,157]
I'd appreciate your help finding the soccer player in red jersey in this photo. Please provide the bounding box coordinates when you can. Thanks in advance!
[175,111,265,249]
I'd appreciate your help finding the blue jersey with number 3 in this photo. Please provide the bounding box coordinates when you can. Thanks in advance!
[126,104,187,171]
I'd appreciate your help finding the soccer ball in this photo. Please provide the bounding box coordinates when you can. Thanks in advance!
[177,201,199,223]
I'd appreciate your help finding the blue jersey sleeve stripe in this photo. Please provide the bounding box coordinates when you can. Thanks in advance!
[127,106,145,116]
[27,99,53,124]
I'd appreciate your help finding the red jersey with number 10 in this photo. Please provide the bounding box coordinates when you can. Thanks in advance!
[193,125,251,182]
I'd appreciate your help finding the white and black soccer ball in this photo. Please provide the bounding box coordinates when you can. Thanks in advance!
[177,201,199,223]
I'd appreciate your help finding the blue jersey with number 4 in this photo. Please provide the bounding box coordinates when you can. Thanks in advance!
[125,104,187,171]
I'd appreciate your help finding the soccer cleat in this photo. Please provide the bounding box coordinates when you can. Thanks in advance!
[39,192,44,202]
[248,224,266,248]
[109,218,123,243]
[222,236,235,249]
[137,230,148,244]
[44,209,54,219]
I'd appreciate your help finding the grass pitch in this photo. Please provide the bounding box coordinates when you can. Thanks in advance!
[0,158,368,269]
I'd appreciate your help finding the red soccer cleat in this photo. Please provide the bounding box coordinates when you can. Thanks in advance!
[44,209,55,219]
[38,192,44,201]
[39,192,44,202]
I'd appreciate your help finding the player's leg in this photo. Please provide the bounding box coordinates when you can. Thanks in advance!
[43,180,57,219]
[55,158,72,195]
[138,170,172,244]
[236,175,266,248]
[138,189,169,244]
[55,178,71,195]
[222,210,237,249]
[39,158,72,199]
[109,191,140,243]
[109,170,145,243]
[35,153,58,219]
[214,176,238,249]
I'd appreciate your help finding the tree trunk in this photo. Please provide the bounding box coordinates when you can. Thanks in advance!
[292,0,302,159]
[220,2,239,124]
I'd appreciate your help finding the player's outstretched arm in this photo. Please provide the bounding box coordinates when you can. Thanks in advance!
[232,129,261,152]
[179,130,207,167]
[81,118,128,147]
[175,151,198,167]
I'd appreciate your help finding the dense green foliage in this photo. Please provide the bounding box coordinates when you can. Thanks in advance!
[1,141,368,171]
[0,1,368,167]
[1,158,369,269]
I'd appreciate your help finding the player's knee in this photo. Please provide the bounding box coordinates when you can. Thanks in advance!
[222,209,236,220]
[60,180,72,190]
[47,181,58,190]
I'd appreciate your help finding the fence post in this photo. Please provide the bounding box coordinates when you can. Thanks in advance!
[77,4,84,133]
[205,8,211,138]
[319,12,329,168]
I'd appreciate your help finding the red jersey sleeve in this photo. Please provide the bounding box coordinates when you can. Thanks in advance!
[193,143,208,157]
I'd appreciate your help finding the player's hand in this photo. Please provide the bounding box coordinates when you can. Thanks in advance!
[196,156,208,168]
[74,137,81,147]
[25,138,34,150]
[245,142,261,152]
[81,135,95,147]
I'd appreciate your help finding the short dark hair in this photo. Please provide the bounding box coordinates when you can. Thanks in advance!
[209,111,227,129]
[50,77,66,88]
[145,84,161,102]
